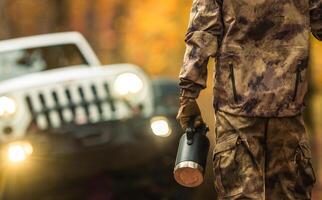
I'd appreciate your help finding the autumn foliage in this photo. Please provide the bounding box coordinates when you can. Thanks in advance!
[0,0,191,78]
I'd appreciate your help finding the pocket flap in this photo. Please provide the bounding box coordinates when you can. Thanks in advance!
[214,134,239,154]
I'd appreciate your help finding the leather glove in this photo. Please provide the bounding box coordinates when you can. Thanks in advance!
[176,97,205,131]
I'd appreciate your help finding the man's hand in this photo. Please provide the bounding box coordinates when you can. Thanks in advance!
[176,97,205,131]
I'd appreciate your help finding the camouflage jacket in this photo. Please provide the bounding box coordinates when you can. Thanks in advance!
[179,0,322,117]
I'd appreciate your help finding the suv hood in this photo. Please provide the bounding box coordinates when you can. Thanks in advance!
[0,64,132,95]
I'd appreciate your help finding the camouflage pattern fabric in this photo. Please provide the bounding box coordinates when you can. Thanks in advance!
[179,0,322,117]
[213,111,316,199]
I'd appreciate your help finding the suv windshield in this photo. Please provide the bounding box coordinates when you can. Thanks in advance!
[0,44,87,81]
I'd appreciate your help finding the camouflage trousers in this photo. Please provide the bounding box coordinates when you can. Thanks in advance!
[213,111,316,200]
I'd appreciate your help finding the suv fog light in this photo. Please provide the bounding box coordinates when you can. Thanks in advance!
[7,142,33,163]
[150,116,172,137]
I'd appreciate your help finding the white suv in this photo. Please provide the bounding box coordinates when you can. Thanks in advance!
[0,32,180,173]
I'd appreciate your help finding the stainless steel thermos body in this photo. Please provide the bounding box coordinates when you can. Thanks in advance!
[173,126,210,187]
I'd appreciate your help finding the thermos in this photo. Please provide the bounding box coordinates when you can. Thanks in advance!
[173,124,210,187]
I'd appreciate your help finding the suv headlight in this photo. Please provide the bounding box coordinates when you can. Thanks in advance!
[114,73,144,96]
[0,96,17,118]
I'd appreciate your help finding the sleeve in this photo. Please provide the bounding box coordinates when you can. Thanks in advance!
[179,0,223,98]
[310,0,322,40]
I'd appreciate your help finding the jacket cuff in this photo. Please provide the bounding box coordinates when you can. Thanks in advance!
[180,88,201,99]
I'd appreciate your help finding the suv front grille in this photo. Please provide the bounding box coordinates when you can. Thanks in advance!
[25,82,118,130]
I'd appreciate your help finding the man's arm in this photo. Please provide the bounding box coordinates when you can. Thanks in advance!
[310,0,322,40]
[179,0,223,98]
[176,0,223,130]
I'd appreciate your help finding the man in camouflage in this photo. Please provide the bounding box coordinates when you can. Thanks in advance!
[177,0,322,199]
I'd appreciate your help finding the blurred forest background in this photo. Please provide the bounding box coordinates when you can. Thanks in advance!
[0,0,322,199]
[0,0,190,76]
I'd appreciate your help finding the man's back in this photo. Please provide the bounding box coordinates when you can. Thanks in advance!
[179,0,322,117]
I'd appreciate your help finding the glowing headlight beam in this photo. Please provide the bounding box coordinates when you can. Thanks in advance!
[0,96,17,117]
[114,73,144,96]
[150,117,172,137]
[7,142,33,163]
